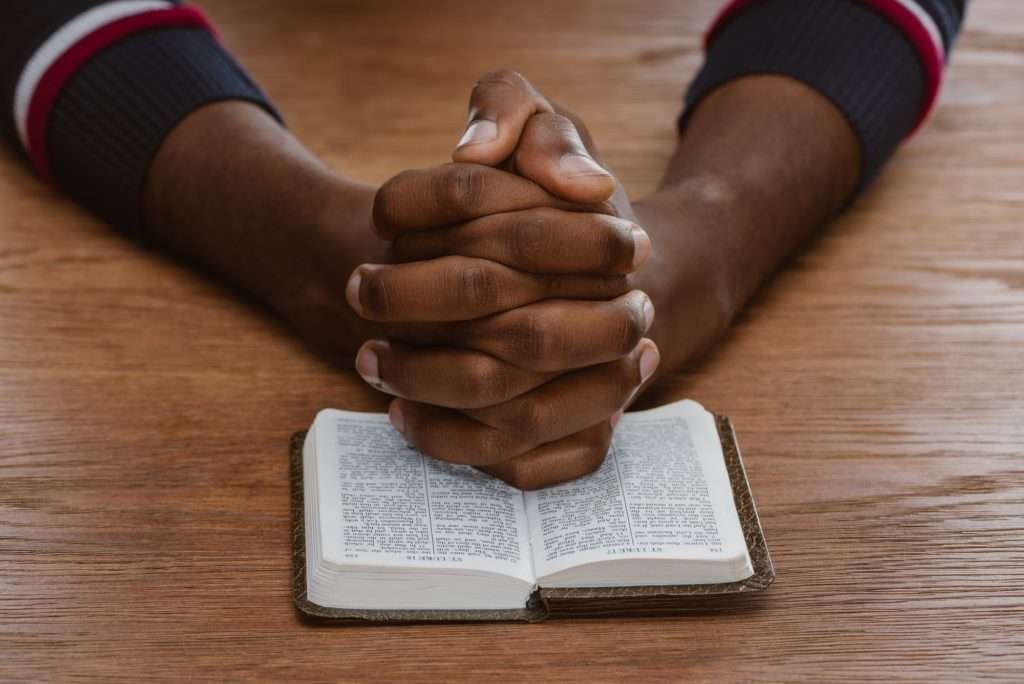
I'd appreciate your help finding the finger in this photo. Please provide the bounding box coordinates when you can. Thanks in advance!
[384,291,656,372]
[355,340,556,409]
[511,111,616,204]
[478,422,612,490]
[372,163,615,240]
[392,206,651,275]
[388,341,657,468]
[452,69,553,167]
[346,256,629,322]
[389,399,531,467]
[463,339,660,445]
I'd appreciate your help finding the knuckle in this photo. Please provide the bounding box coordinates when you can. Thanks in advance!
[440,165,487,213]
[455,262,499,311]
[372,172,411,235]
[506,213,550,267]
[508,400,546,443]
[478,428,516,465]
[531,111,577,141]
[610,302,645,355]
[462,357,511,406]
[360,269,393,319]
[511,309,554,366]
[596,218,634,271]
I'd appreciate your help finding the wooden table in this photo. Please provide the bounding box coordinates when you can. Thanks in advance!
[3,1,1022,681]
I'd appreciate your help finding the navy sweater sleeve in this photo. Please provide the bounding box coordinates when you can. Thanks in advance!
[685,0,967,187]
[1,2,966,236]
[0,1,278,235]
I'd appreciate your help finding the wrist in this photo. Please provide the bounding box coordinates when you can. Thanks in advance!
[632,176,744,374]
[638,172,747,308]
[276,176,392,357]
[629,75,861,375]
[143,101,386,357]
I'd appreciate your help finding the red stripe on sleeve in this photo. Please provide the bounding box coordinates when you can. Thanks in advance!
[856,0,945,132]
[25,6,214,183]
[703,0,945,134]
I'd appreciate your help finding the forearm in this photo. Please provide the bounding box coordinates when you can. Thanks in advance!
[0,2,385,357]
[633,74,860,373]
[630,0,968,378]
[142,101,381,352]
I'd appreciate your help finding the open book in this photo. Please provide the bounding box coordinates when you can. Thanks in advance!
[293,399,772,622]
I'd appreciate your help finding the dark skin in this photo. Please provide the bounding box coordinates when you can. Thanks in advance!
[144,72,859,489]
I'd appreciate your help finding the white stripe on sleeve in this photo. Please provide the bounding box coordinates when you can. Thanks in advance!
[888,0,947,57]
[13,0,173,151]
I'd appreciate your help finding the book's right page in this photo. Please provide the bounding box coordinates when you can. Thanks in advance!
[525,400,753,587]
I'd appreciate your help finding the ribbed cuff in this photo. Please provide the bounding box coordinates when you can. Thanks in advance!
[683,0,927,188]
[45,26,280,236]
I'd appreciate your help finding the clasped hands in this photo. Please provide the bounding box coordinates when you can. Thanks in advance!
[343,71,661,489]
[150,71,848,486]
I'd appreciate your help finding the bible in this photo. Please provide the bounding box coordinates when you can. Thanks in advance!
[291,399,773,622]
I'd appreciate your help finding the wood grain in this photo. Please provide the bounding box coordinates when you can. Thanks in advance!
[2,1,1022,681]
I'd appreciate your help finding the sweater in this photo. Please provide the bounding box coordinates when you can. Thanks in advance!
[0,1,966,235]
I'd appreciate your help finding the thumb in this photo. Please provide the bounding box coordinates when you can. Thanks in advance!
[511,111,616,205]
[453,69,553,166]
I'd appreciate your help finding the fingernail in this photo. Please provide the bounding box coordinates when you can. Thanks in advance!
[457,120,498,148]
[639,342,660,384]
[389,401,406,434]
[610,410,624,429]
[345,270,363,315]
[355,342,383,386]
[631,226,652,269]
[559,153,609,177]
[641,295,655,332]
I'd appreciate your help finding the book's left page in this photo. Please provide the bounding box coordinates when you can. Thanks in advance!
[305,409,535,610]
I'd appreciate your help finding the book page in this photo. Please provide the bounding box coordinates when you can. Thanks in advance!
[525,401,749,579]
[314,410,533,582]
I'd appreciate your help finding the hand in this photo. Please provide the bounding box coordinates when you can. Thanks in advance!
[145,76,859,493]
[437,71,862,389]
[348,72,660,489]
[252,160,633,360]
[144,75,860,490]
